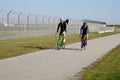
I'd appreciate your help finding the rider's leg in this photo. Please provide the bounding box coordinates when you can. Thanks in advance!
[81,35,87,50]
[60,35,64,46]
[57,34,64,50]
[57,34,61,49]
[61,31,66,49]
[84,35,88,50]
[86,34,88,45]
[63,31,66,42]
[81,36,84,50]
[83,36,86,49]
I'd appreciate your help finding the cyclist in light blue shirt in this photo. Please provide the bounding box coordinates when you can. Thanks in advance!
[80,22,89,50]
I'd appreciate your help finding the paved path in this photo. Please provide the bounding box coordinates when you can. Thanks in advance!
[0,34,120,80]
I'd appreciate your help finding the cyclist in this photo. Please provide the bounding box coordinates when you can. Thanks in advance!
[80,22,89,51]
[56,18,69,49]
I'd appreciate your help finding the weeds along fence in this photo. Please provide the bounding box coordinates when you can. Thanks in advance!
[0,10,81,40]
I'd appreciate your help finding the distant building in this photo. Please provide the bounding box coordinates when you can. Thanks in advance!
[82,19,106,32]
[81,19,114,33]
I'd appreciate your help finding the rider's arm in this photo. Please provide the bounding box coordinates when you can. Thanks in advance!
[86,25,89,34]
[57,23,60,33]
[64,23,67,32]
[65,26,67,32]
[55,23,60,36]
[80,28,83,36]
[86,26,89,40]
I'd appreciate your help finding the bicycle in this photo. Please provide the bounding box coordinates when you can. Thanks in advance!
[81,35,87,51]
[57,34,65,50]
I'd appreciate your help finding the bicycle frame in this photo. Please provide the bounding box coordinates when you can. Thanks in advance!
[81,35,87,49]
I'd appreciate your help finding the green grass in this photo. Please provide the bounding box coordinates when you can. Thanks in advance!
[79,45,120,80]
[0,31,120,60]
[0,36,57,59]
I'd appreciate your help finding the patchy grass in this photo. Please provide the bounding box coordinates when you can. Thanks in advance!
[0,31,120,60]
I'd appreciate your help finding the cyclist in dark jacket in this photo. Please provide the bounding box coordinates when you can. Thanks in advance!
[80,22,89,50]
[56,18,69,42]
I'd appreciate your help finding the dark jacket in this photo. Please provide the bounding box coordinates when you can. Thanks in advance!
[80,24,89,35]
[57,21,67,35]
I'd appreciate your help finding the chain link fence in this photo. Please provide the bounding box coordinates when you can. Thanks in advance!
[0,10,115,40]
[0,10,81,40]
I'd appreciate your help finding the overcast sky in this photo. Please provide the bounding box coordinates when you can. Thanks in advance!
[0,0,120,24]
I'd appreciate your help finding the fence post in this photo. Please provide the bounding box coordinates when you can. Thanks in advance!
[42,16,46,25]
[35,14,39,27]
[0,9,4,23]
[48,16,51,26]
[18,12,22,26]
[53,17,57,34]
[27,13,31,27]
[48,16,52,34]
[7,10,12,27]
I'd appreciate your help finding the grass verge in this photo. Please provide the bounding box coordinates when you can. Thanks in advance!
[78,45,120,80]
[0,31,120,60]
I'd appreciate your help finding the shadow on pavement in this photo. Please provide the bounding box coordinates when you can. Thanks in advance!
[20,46,80,51]
[52,47,80,51]
[20,46,50,50]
